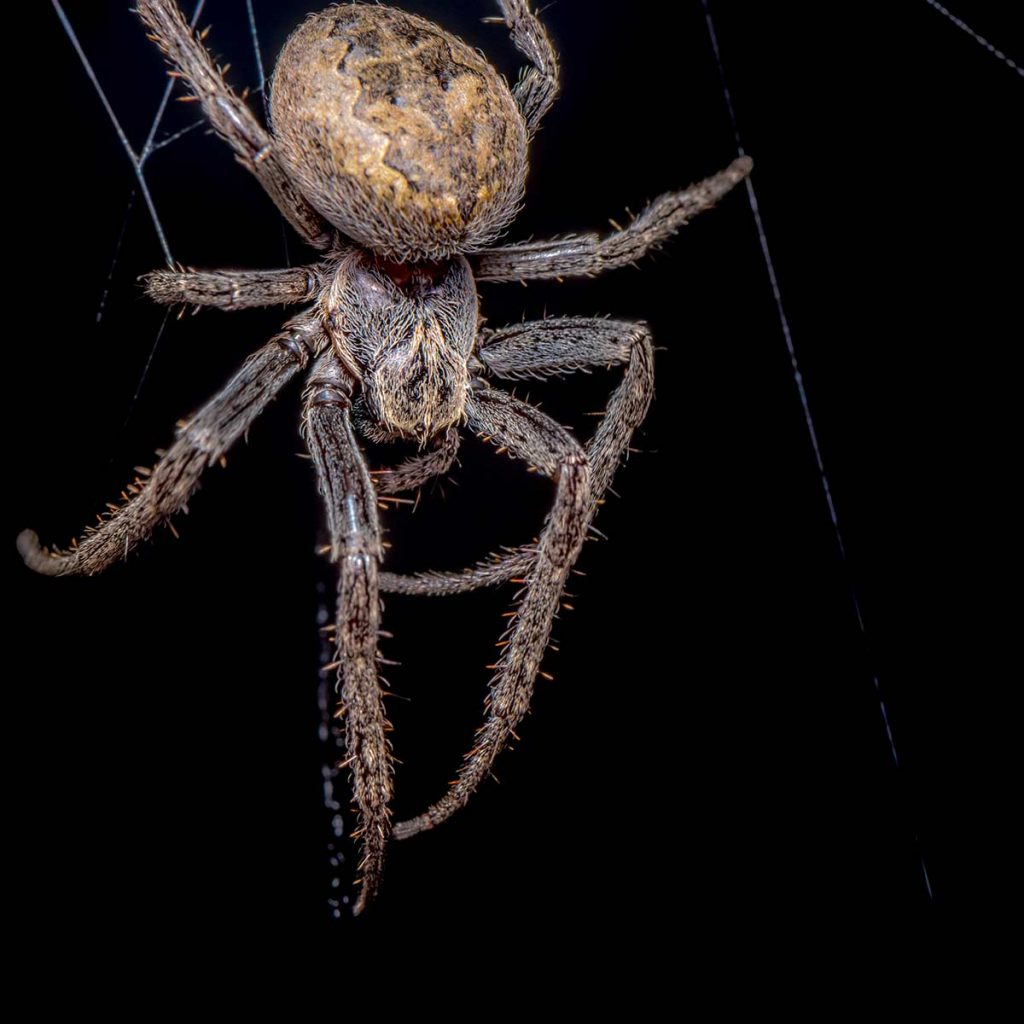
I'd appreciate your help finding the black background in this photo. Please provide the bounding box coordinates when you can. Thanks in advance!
[10,1,1019,953]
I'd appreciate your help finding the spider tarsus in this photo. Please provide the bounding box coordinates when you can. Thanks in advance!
[16,529,60,575]
[730,154,754,179]
[392,816,431,841]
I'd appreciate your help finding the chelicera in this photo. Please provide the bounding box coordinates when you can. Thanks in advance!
[18,0,751,913]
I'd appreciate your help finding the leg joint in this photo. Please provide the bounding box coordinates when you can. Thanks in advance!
[308,387,351,410]
[629,320,653,346]
[305,351,357,409]
[552,441,589,485]
[274,329,313,366]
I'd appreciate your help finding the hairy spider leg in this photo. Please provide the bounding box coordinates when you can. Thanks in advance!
[145,266,322,311]
[495,0,560,137]
[302,352,390,916]
[393,385,593,839]
[18,315,326,576]
[371,426,462,498]
[472,157,752,282]
[381,318,655,598]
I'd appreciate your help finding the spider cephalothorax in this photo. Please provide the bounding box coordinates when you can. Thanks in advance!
[19,0,751,914]
[323,249,478,441]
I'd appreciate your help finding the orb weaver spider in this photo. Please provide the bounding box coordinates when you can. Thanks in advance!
[19,0,750,913]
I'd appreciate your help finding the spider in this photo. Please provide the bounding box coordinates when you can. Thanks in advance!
[18,0,750,914]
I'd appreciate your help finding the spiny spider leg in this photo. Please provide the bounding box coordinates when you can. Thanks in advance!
[483,319,655,499]
[380,548,534,597]
[302,352,390,916]
[145,266,322,312]
[473,157,752,282]
[18,315,326,577]
[393,385,591,840]
[371,426,461,498]
[136,0,331,250]
[491,0,559,137]
[380,318,655,596]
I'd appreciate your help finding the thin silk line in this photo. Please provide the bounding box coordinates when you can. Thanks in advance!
[700,0,934,900]
[121,309,173,435]
[140,0,208,163]
[55,0,205,333]
[52,0,173,265]
[245,0,270,115]
[246,0,293,266]
[52,1,204,447]
[123,0,206,414]
[96,191,137,326]
[148,119,206,156]
[923,0,1023,78]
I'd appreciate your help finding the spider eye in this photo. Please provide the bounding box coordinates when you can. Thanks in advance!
[270,6,528,260]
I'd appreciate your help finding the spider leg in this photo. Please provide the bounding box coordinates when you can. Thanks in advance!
[393,385,591,840]
[380,549,533,596]
[18,314,325,577]
[380,318,654,596]
[302,352,391,916]
[473,157,752,283]
[144,266,322,312]
[490,1,559,137]
[135,0,331,250]
[371,426,461,498]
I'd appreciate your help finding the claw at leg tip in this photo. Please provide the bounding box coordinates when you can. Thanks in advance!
[18,529,67,577]
[16,528,39,561]
[17,529,49,571]
[732,154,754,177]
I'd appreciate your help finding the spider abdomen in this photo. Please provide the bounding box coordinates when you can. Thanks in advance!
[271,4,528,260]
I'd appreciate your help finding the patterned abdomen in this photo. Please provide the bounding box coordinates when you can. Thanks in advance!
[270,5,528,259]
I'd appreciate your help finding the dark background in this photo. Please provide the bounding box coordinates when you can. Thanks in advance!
[10,1,1019,951]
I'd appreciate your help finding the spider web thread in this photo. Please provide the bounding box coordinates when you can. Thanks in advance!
[923,0,1024,78]
[701,0,935,900]
[52,0,208,441]
[51,0,211,268]
[245,0,292,265]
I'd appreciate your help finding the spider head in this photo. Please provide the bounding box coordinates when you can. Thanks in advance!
[328,250,478,443]
[271,4,528,261]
